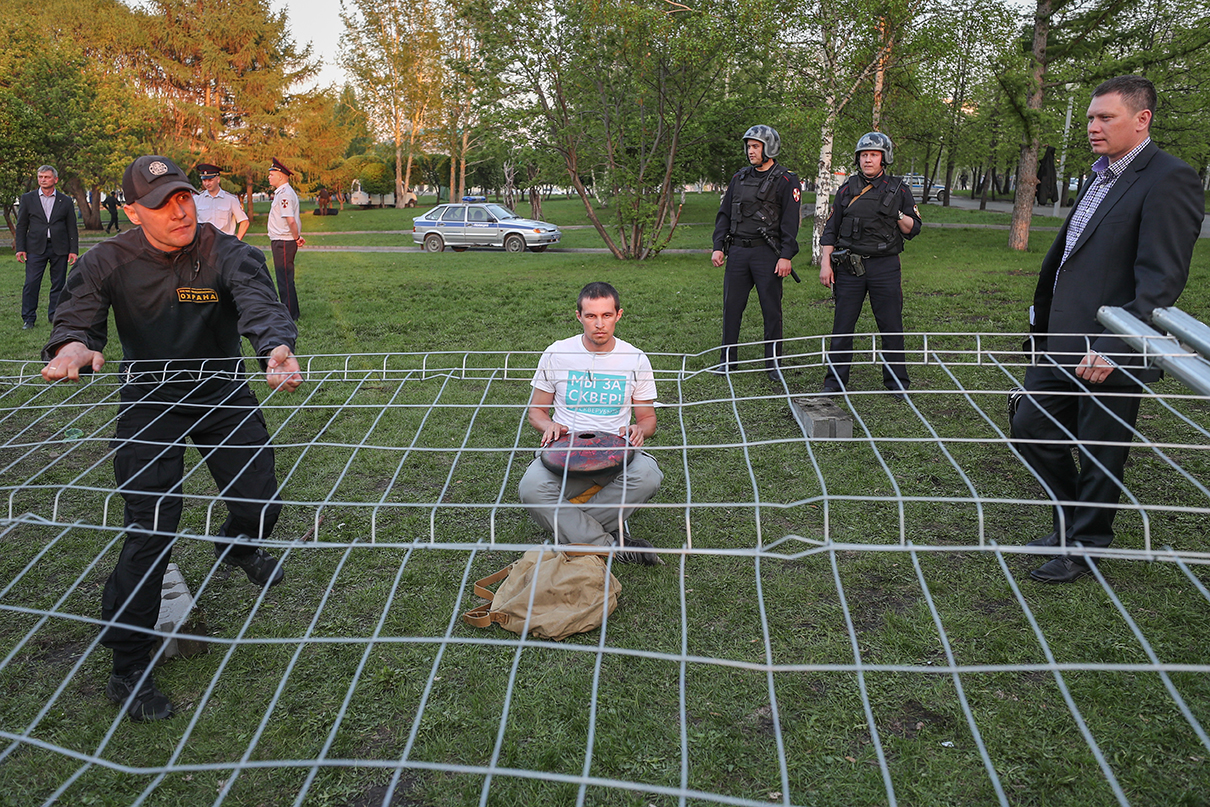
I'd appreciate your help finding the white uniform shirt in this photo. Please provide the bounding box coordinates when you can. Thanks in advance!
[531,335,657,434]
[194,188,248,236]
[268,183,300,240]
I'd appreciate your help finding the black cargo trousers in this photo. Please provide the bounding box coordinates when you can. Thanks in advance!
[721,241,784,371]
[101,385,281,674]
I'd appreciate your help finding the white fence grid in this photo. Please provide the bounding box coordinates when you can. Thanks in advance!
[1,333,1208,806]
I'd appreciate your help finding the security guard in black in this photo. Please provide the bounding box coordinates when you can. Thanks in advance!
[819,132,921,395]
[712,125,800,380]
[41,155,300,717]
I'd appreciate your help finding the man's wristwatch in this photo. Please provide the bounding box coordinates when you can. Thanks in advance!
[898,210,905,221]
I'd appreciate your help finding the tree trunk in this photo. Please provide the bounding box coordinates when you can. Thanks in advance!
[930,146,944,203]
[871,17,891,130]
[394,141,405,208]
[503,160,516,210]
[528,186,541,221]
[1009,0,1050,250]
[4,207,16,249]
[65,179,101,230]
[90,185,102,229]
[245,175,255,219]
[920,140,934,203]
[811,109,838,266]
[459,129,470,199]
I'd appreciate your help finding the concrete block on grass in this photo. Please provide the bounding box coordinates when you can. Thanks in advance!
[790,396,853,439]
[157,562,208,662]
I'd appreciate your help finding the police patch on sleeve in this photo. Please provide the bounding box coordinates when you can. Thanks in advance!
[913,205,920,218]
[792,188,801,202]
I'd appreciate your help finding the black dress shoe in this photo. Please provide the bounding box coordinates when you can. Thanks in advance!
[1030,555,1091,584]
[22,322,35,330]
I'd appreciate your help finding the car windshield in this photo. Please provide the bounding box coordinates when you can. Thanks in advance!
[486,204,519,220]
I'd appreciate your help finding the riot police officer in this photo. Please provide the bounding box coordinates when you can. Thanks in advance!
[711,125,801,381]
[819,132,921,398]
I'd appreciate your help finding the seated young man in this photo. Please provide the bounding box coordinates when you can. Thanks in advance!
[519,282,663,565]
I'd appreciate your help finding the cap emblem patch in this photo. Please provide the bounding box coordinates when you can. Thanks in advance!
[149,161,169,176]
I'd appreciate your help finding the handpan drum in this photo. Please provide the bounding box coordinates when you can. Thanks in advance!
[539,431,635,478]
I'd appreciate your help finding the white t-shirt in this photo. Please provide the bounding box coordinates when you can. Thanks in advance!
[268,183,299,240]
[531,335,657,434]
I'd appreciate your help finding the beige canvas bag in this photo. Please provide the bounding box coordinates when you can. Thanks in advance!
[462,547,621,641]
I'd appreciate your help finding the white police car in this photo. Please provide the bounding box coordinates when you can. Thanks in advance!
[412,197,562,253]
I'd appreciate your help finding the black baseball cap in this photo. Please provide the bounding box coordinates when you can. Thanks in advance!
[122,155,197,209]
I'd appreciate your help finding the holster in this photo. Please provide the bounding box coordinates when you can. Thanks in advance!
[830,248,865,277]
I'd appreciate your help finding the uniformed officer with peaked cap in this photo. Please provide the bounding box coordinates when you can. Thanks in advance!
[193,163,250,240]
[266,157,304,320]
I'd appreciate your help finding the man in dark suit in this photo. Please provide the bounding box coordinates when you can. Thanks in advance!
[14,165,78,329]
[1011,76,1204,583]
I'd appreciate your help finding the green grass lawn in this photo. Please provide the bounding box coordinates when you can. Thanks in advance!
[1,211,1209,806]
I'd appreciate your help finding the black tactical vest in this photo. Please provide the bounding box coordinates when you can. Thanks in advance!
[730,164,787,239]
[836,174,905,257]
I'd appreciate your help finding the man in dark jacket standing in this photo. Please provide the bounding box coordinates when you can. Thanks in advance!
[711,125,801,382]
[14,165,78,329]
[1010,76,1203,584]
[41,155,302,722]
[819,132,921,399]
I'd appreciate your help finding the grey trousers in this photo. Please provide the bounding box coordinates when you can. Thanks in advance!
[519,452,663,546]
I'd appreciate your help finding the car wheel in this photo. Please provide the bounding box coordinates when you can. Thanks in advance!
[424,233,444,253]
[528,245,548,253]
[504,234,525,253]
[452,246,468,252]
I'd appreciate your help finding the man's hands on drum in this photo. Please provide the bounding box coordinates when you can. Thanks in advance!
[623,424,646,448]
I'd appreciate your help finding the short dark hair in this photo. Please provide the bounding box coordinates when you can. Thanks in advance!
[577,281,620,312]
[1092,75,1157,118]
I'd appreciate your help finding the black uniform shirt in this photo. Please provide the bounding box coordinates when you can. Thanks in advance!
[820,172,921,248]
[44,223,297,404]
[712,163,802,261]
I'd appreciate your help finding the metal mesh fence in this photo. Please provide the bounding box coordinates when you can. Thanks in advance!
[1,334,1208,806]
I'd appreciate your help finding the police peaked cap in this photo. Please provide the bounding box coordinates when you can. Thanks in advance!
[195,163,223,178]
[269,157,293,177]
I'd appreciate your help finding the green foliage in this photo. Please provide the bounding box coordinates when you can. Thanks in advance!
[467,0,758,258]
[356,160,394,198]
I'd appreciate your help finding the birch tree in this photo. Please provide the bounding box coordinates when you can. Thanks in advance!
[785,0,940,265]
[340,0,441,207]
[466,0,748,259]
